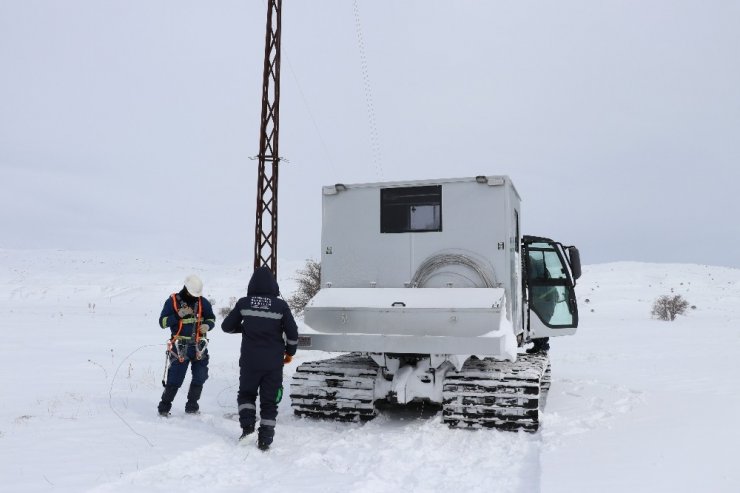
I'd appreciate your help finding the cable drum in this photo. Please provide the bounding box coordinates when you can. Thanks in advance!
[410,252,496,288]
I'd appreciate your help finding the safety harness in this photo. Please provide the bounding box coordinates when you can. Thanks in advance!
[165,293,207,368]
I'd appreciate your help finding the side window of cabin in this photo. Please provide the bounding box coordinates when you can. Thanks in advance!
[380,186,442,233]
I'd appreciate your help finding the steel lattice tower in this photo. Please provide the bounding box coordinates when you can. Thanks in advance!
[253,0,282,275]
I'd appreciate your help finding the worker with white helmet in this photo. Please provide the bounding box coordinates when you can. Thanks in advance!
[157,274,216,416]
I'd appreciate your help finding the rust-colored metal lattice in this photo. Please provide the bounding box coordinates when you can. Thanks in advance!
[253,0,282,276]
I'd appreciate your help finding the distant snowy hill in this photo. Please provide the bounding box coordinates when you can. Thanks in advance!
[1,250,738,493]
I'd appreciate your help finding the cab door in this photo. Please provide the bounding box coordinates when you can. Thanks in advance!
[522,235,579,338]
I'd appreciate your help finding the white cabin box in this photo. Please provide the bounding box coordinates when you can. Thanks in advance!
[303,176,525,356]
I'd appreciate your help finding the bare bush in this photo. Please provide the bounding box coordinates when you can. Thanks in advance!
[288,259,321,316]
[651,294,689,321]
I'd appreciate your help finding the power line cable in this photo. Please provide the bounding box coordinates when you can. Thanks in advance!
[353,0,384,180]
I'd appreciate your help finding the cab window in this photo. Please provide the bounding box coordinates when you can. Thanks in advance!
[527,242,576,328]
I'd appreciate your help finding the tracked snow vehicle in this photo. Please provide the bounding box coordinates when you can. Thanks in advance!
[290,176,580,431]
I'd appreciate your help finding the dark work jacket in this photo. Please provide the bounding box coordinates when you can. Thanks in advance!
[159,288,216,341]
[221,267,299,370]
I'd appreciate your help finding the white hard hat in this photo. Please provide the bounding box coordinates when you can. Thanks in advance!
[184,274,203,297]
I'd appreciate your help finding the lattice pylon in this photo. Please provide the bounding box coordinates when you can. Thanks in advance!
[253,0,282,276]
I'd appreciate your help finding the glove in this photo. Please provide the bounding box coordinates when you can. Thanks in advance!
[283,353,293,364]
[198,324,209,335]
[178,306,194,317]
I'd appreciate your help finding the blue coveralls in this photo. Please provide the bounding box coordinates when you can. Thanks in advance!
[221,267,299,445]
[158,290,216,414]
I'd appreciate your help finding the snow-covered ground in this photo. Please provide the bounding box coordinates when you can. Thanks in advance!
[1,250,739,492]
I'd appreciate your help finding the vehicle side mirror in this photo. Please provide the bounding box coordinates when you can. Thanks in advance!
[568,246,582,280]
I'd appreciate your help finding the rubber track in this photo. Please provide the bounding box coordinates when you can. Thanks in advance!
[290,353,379,422]
[442,353,550,432]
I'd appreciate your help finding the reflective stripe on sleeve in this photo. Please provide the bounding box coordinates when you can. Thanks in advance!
[239,309,283,320]
[286,339,298,345]
[160,317,169,328]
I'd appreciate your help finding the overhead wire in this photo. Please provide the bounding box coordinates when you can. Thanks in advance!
[282,52,339,176]
[353,0,384,180]
[270,0,384,179]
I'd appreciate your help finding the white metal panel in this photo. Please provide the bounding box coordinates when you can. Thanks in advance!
[320,177,519,293]
[308,287,504,308]
[296,333,506,356]
[304,288,504,337]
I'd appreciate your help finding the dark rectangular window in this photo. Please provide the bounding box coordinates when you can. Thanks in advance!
[380,185,442,233]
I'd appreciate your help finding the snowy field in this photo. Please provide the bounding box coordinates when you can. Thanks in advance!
[1,249,739,493]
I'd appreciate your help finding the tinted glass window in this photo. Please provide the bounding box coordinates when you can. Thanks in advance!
[531,285,574,326]
[527,242,576,327]
[527,244,567,280]
[381,186,442,233]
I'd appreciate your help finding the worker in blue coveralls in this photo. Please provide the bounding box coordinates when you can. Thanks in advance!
[221,266,299,451]
[158,274,216,416]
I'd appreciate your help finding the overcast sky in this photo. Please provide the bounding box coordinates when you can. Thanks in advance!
[1,0,739,269]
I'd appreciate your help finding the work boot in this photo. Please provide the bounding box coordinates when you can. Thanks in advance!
[185,384,203,414]
[158,385,179,416]
[257,424,275,451]
[257,439,270,452]
[239,424,255,442]
[526,338,550,354]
